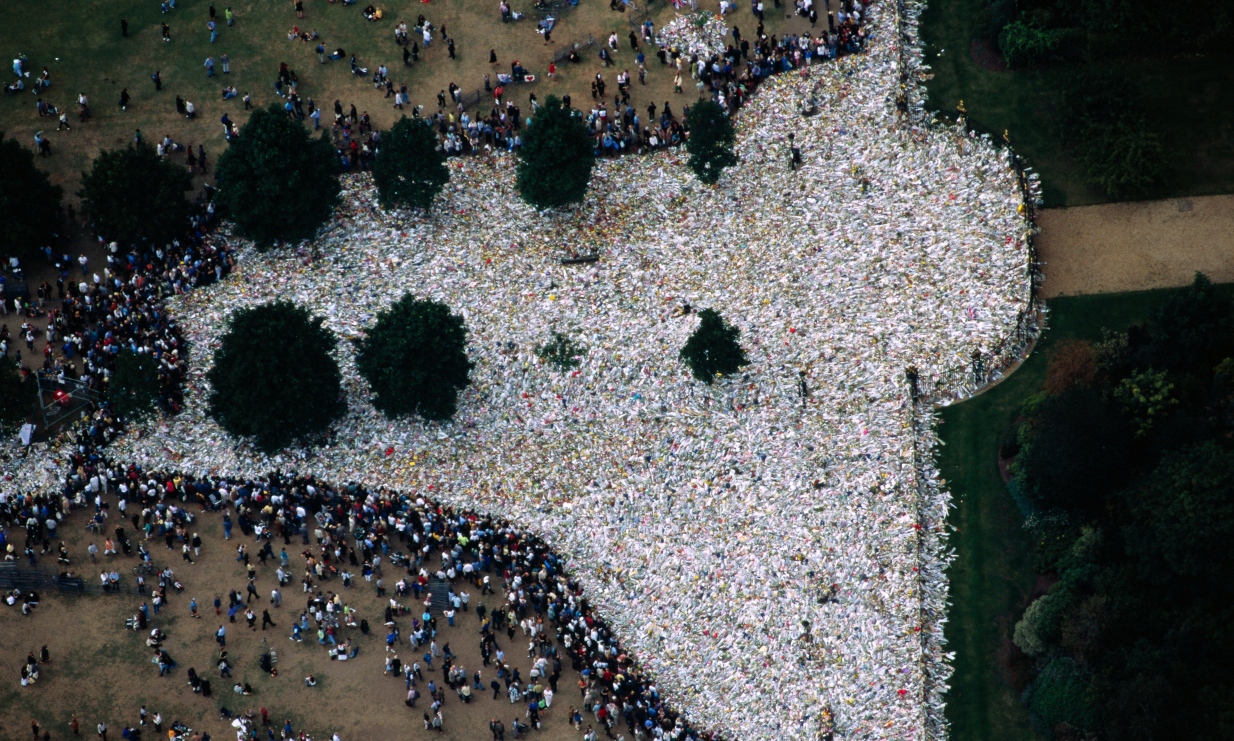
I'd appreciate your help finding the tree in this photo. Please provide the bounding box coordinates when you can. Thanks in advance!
[516,96,595,210]
[684,99,738,185]
[1013,388,1131,514]
[215,104,341,249]
[535,331,587,371]
[1043,339,1096,396]
[106,350,162,422]
[0,133,62,262]
[0,360,30,437]
[355,294,474,422]
[373,116,449,210]
[207,300,345,451]
[79,143,191,246]
[679,309,749,384]
[1121,441,1234,583]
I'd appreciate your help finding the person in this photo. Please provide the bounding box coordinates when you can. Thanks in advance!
[120,17,128,36]
[162,23,171,41]
[119,88,130,110]
[204,57,215,77]
[152,70,161,90]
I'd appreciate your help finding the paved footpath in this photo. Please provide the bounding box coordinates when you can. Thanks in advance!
[1037,194,1234,298]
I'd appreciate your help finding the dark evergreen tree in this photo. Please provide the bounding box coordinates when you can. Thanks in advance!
[79,143,191,245]
[207,300,345,451]
[0,133,62,262]
[0,360,30,437]
[106,350,162,422]
[355,294,474,421]
[679,309,749,383]
[373,116,450,210]
[684,99,737,185]
[215,104,341,249]
[516,96,595,209]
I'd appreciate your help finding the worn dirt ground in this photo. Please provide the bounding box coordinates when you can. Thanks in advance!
[0,501,588,741]
[1036,194,1234,298]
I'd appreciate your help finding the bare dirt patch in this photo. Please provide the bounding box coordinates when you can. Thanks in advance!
[1037,194,1234,297]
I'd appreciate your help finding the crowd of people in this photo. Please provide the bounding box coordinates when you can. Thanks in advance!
[1,0,1042,738]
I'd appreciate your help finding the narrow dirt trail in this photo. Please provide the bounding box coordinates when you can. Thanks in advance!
[1036,194,1234,298]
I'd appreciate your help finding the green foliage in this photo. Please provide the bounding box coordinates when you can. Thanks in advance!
[1122,441,1234,582]
[1113,368,1177,437]
[684,99,738,185]
[1058,73,1165,200]
[1024,511,1080,573]
[997,20,1064,67]
[106,350,162,422]
[679,309,749,384]
[1026,657,1096,731]
[355,294,474,422]
[0,360,30,437]
[207,300,345,452]
[516,96,595,210]
[0,133,62,262]
[215,104,342,249]
[987,0,1019,44]
[535,331,587,371]
[78,143,191,245]
[1013,388,1131,514]
[1139,272,1234,372]
[373,117,450,211]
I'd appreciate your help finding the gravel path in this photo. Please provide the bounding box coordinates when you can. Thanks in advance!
[1037,194,1234,297]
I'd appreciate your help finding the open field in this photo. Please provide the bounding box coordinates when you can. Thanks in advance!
[0,0,813,205]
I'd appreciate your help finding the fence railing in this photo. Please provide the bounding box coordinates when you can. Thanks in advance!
[552,34,597,63]
[0,562,149,596]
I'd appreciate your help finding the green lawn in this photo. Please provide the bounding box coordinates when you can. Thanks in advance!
[919,0,1234,207]
[939,283,1234,741]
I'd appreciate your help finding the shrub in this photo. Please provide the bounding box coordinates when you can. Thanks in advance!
[373,116,449,211]
[1027,657,1096,731]
[207,300,346,452]
[535,332,587,371]
[998,20,1064,67]
[355,294,474,422]
[679,309,749,384]
[1043,340,1096,396]
[214,104,342,248]
[516,95,595,210]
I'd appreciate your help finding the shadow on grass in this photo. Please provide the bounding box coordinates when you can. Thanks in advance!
[939,283,1234,741]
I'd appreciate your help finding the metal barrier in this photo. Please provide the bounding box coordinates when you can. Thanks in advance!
[552,34,597,63]
[0,562,149,596]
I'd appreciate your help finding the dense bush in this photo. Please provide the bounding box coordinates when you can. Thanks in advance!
[355,294,474,422]
[0,133,62,263]
[373,116,449,211]
[1008,274,1234,739]
[79,143,192,246]
[679,309,749,383]
[516,95,595,210]
[1058,72,1165,199]
[998,21,1064,67]
[207,301,346,452]
[214,104,342,248]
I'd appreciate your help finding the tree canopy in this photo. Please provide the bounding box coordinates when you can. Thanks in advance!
[516,95,595,210]
[79,142,191,246]
[684,99,738,185]
[373,116,450,210]
[355,294,474,422]
[207,300,346,452]
[0,133,62,262]
[214,104,341,249]
[106,350,162,422]
[1007,274,1234,741]
[679,309,749,383]
[0,360,30,438]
